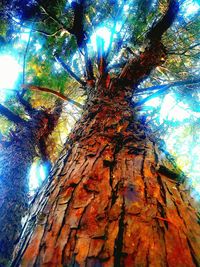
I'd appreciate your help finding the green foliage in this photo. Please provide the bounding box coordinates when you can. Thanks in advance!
[0,116,13,136]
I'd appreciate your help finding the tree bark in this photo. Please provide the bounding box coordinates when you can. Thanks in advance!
[0,125,36,267]
[0,104,63,266]
[12,88,200,267]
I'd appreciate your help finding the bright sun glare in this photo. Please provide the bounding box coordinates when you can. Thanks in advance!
[160,94,190,122]
[91,27,111,51]
[182,0,200,17]
[0,55,21,101]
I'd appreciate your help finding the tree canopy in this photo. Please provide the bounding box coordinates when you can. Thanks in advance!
[0,0,200,197]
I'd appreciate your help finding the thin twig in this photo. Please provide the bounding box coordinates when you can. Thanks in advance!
[37,1,71,34]
[168,43,200,55]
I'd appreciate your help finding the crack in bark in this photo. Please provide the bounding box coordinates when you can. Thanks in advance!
[165,183,173,196]
[157,174,167,204]
[141,151,148,202]
[153,142,159,164]
[186,237,200,267]
[114,197,125,267]
[146,243,150,267]
[109,166,119,207]
[91,144,109,169]
[109,135,125,206]
[172,199,182,219]
[157,201,168,229]
[12,180,54,266]
[154,218,168,267]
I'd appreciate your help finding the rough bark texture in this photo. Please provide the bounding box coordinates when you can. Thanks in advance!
[0,106,62,266]
[12,88,200,267]
[10,1,200,265]
[0,126,35,267]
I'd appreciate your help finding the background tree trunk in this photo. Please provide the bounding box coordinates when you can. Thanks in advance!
[0,127,36,267]
[12,89,200,267]
[0,102,63,266]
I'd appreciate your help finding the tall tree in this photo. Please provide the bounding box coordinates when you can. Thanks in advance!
[0,96,66,266]
[0,0,200,266]
[0,2,84,263]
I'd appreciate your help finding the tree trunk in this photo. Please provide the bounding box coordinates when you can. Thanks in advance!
[0,104,62,266]
[12,86,200,267]
[0,127,36,267]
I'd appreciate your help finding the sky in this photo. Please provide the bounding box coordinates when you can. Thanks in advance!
[0,55,21,101]
[0,0,199,195]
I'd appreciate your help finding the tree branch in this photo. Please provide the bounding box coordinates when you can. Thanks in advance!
[0,104,25,124]
[21,84,83,109]
[9,15,62,38]
[136,78,200,94]
[147,0,179,41]
[70,0,86,48]
[134,78,200,107]
[119,0,179,87]
[97,37,106,75]
[134,86,169,107]
[168,43,200,55]
[32,28,63,37]
[105,2,125,60]
[17,92,36,115]
[36,1,71,34]
[69,1,95,85]
[83,46,95,84]
[55,55,86,87]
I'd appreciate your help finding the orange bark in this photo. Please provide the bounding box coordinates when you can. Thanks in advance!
[12,92,200,267]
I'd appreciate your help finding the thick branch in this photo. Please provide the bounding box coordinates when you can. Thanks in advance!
[55,56,86,87]
[147,0,179,41]
[0,104,25,124]
[119,0,179,87]
[119,42,166,86]
[17,92,36,115]
[21,84,83,109]
[70,0,86,48]
[97,37,106,75]
[83,46,95,83]
[70,1,95,85]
